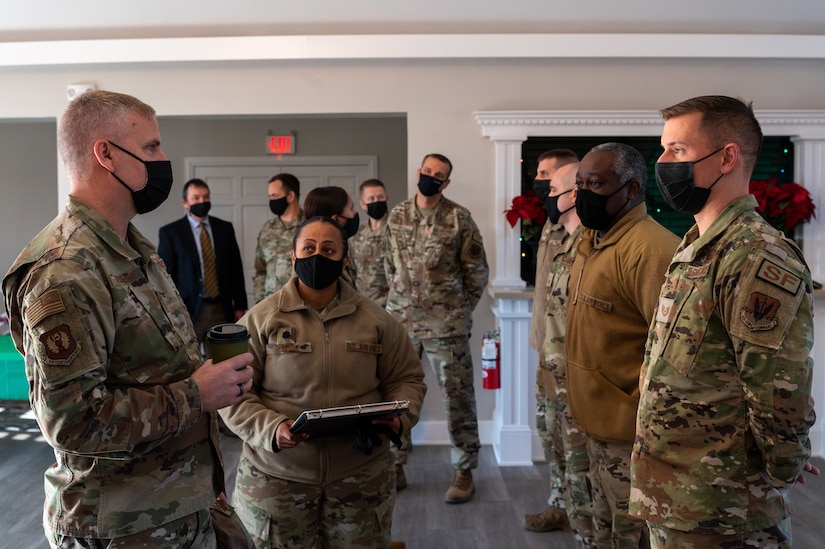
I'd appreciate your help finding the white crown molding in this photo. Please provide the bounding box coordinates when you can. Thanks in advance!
[475,110,825,140]
[2,33,825,68]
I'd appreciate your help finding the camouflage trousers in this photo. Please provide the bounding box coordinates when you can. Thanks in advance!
[398,335,480,470]
[232,451,395,549]
[48,509,216,548]
[535,354,565,509]
[648,518,792,549]
[540,352,595,548]
[586,437,648,549]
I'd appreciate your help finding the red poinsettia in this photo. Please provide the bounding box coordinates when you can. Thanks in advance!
[504,189,547,241]
[749,178,816,234]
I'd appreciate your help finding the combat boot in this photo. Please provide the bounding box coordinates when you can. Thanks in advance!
[521,506,570,532]
[444,469,475,503]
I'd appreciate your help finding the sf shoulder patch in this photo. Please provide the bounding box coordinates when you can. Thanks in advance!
[729,253,806,350]
[756,259,801,294]
[38,324,80,365]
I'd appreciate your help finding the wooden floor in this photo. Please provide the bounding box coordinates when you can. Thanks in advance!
[2,402,824,548]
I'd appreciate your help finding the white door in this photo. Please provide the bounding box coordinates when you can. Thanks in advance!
[185,155,377,306]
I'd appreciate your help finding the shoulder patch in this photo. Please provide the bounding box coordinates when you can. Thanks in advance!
[38,324,80,365]
[739,292,780,332]
[26,288,66,327]
[756,259,801,294]
[729,253,807,350]
[466,233,485,261]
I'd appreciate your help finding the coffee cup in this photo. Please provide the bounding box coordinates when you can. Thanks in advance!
[206,323,250,363]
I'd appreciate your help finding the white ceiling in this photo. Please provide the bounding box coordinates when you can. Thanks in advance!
[1,0,824,41]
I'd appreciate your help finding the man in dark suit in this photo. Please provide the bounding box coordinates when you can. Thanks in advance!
[158,178,247,350]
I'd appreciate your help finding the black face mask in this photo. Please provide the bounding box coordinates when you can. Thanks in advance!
[188,202,211,218]
[107,141,173,214]
[417,173,444,197]
[269,197,288,216]
[294,253,344,290]
[545,188,574,225]
[366,201,388,220]
[654,147,725,215]
[533,179,550,203]
[575,181,630,231]
[340,212,360,238]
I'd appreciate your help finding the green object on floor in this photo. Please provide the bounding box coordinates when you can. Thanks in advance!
[0,335,27,400]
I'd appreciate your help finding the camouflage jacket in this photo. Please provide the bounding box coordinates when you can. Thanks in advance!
[541,225,582,368]
[529,221,567,351]
[566,202,680,444]
[630,195,816,535]
[384,196,489,338]
[253,210,305,303]
[2,197,218,538]
[351,221,390,307]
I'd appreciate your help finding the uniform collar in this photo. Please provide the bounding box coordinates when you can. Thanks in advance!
[68,196,150,263]
[278,275,361,320]
[673,195,758,264]
[580,201,649,252]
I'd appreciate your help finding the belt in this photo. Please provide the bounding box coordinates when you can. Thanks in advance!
[202,296,222,304]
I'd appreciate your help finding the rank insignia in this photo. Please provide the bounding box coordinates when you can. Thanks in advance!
[39,324,80,365]
[740,292,780,332]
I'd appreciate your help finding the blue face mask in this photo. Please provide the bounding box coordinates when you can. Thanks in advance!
[107,141,174,214]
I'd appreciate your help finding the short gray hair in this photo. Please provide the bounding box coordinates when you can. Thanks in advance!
[590,142,647,192]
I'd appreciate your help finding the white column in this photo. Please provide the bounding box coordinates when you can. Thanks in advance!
[792,136,825,458]
[491,137,529,288]
[489,288,536,466]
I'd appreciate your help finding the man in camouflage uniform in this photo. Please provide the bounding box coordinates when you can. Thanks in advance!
[253,173,305,302]
[566,142,680,547]
[2,90,253,548]
[538,162,597,547]
[522,148,579,532]
[631,95,817,548]
[384,153,489,503]
[351,178,391,307]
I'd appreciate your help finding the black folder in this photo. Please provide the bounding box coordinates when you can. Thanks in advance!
[289,400,410,438]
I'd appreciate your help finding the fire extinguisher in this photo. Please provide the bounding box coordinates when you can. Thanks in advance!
[482,329,501,390]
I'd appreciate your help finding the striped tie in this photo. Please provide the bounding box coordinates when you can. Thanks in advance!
[200,222,219,298]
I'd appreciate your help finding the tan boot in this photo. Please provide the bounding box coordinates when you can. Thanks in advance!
[389,542,407,549]
[521,506,570,532]
[395,463,407,490]
[444,469,475,503]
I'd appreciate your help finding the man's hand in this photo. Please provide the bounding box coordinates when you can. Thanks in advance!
[797,461,821,484]
[191,352,254,412]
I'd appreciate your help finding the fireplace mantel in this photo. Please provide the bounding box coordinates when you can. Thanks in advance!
[477,109,825,465]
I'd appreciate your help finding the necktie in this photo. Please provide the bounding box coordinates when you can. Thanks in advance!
[200,222,219,298]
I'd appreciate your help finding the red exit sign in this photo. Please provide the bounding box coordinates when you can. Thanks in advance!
[266,135,295,155]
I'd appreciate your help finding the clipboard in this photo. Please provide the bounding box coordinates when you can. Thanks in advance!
[289,400,410,438]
